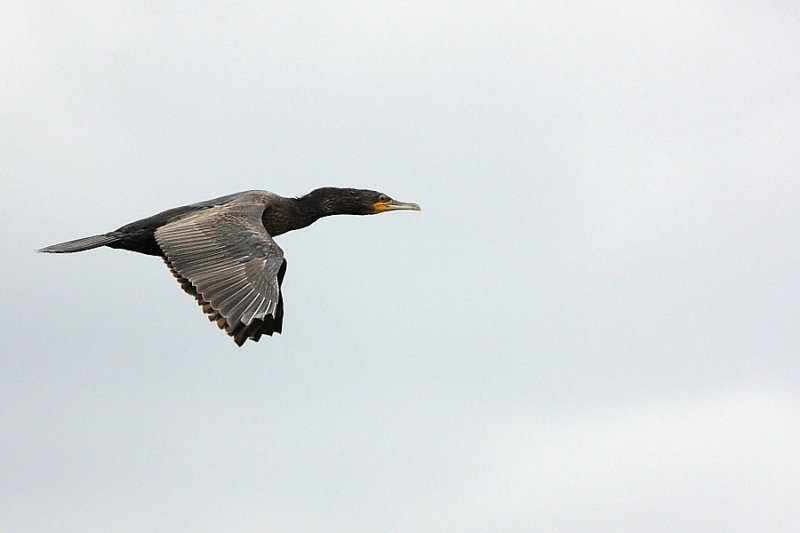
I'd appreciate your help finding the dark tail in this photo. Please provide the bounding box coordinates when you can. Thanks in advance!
[38,233,120,253]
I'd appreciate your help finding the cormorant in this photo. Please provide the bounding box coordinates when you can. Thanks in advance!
[39,188,420,346]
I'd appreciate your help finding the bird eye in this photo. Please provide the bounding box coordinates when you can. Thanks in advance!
[378,194,390,203]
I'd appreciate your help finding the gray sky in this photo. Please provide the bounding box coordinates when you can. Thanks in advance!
[3,2,800,532]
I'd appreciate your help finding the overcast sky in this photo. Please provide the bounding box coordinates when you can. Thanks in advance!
[3,2,800,532]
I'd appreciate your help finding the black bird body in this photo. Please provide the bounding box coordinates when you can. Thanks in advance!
[107,191,282,256]
[40,188,420,345]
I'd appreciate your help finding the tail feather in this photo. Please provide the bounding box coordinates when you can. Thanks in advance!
[38,234,119,253]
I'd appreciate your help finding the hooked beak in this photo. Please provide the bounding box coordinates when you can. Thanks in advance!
[373,199,421,213]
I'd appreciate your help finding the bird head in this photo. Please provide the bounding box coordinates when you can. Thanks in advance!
[308,188,421,216]
[369,191,421,214]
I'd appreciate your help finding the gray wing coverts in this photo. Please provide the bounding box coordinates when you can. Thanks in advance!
[155,195,286,346]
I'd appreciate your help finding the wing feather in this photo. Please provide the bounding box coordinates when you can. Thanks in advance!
[155,192,286,345]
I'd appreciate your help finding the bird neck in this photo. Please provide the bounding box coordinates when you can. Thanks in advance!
[279,190,336,234]
[267,188,367,236]
[294,188,364,220]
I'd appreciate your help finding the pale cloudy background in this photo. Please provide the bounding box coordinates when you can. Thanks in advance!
[2,2,800,532]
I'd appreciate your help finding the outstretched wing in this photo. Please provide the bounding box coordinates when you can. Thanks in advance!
[154,196,286,346]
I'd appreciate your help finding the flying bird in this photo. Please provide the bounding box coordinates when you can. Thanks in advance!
[39,188,420,345]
